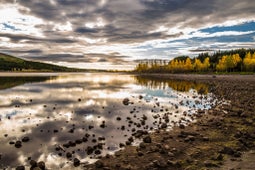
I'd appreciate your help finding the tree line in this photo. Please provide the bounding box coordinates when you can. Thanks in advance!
[134,49,255,73]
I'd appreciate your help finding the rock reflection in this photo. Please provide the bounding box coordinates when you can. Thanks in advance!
[0,73,216,169]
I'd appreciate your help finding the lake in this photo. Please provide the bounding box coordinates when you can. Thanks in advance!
[0,73,217,169]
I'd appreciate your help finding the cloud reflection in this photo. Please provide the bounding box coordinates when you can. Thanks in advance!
[0,73,216,169]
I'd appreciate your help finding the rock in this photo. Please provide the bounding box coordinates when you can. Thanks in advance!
[137,151,144,156]
[86,146,94,155]
[234,151,242,157]
[22,136,30,142]
[9,141,15,145]
[37,161,46,170]
[66,152,72,158]
[179,124,185,129]
[53,129,59,133]
[75,139,83,144]
[116,117,121,121]
[184,135,195,142]
[168,152,175,157]
[73,158,80,167]
[139,142,146,149]
[30,160,37,167]
[220,146,235,155]
[161,123,167,129]
[216,154,223,161]
[123,98,130,105]
[143,136,152,143]
[125,141,131,145]
[204,160,218,167]
[95,160,104,168]
[15,141,22,148]
[202,137,209,141]
[16,166,25,170]
[119,143,125,148]
[94,150,101,155]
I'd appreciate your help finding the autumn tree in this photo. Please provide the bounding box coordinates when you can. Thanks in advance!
[184,58,193,72]
[243,52,255,71]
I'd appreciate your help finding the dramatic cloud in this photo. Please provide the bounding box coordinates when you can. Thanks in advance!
[0,0,255,70]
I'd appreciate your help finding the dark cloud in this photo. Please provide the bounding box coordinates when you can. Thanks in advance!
[0,33,77,44]
[24,54,90,63]
[75,27,99,33]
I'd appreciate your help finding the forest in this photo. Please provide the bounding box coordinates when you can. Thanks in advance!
[134,49,255,73]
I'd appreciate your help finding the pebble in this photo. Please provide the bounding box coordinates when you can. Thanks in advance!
[73,158,80,167]
[143,136,152,143]
[15,141,22,148]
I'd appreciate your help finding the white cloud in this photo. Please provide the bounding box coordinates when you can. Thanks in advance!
[53,21,73,31]
[85,17,106,28]
[0,4,43,36]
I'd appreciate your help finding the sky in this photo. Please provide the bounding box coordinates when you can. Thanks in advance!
[0,0,255,70]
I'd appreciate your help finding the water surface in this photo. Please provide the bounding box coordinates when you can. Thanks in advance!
[0,73,216,169]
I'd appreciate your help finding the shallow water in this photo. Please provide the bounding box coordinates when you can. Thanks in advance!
[0,73,216,169]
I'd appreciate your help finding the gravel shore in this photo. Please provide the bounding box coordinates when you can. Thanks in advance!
[85,74,255,170]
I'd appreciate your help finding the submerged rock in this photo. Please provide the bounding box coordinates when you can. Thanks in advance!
[15,141,22,148]
[122,98,130,105]
[22,136,30,142]
[73,158,80,167]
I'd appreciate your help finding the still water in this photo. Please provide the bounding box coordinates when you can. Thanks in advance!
[0,73,216,169]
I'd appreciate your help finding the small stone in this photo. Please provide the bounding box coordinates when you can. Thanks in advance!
[53,129,59,133]
[95,160,104,168]
[179,124,185,129]
[9,141,15,145]
[122,98,130,105]
[161,123,167,129]
[66,152,72,158]
[87,146,94,155]
[119,143,125,148]
[137,151,144,156]
[139,142,146,149]
[73,158,80,167]
[15,141,22,148]
[16,165,25,170]
[30,160,37,167]
[37,161,46,170]
[143,136,152,143]
[95,150,101,155]
[22,136,30,142]
[168,152,175,157]
[204,160,218,167]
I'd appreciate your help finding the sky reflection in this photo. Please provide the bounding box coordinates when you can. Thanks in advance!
[0,73,216,169]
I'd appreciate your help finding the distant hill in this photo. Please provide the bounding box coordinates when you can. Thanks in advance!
[0,53,84,72]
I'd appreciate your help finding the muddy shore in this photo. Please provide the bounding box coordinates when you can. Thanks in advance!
[85,74,255,170]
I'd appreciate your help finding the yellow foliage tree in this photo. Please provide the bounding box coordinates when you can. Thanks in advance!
[203,57,210,71]
[216,54,242,72]
[243,52,255,71]
[216,55,227,72]
[184,58,193,71]
[193,58,203,72]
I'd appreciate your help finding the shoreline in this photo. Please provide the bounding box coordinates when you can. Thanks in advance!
[85,74,255,170]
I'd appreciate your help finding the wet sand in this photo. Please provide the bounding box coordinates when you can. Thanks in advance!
[86,74,255,170]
